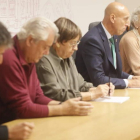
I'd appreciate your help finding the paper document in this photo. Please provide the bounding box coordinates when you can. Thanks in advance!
[92,96,130,103]
[128,88,140,89]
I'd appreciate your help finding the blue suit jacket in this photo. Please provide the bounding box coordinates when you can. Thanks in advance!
[75,23,129,89]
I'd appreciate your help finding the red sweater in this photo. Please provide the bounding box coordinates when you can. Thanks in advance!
[0,36,52,124]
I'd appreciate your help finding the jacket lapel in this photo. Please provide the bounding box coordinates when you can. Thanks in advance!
[97,23,114,67]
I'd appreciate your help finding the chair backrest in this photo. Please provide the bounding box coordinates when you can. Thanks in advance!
[88,21,100,30]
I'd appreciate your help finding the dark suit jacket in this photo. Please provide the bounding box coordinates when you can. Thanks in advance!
[75,23,129,89]
[0,126,8,140]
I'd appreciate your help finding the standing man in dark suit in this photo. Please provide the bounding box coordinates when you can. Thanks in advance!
[76,2,140,89]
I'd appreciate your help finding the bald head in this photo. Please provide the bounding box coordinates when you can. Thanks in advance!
[105,2,129,18]
[103,2,130,35]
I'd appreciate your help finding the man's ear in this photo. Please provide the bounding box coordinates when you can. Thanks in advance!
[26,35,34,47]
[110,14,116,23]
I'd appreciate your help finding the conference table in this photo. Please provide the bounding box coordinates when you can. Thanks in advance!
[4,89,140,140]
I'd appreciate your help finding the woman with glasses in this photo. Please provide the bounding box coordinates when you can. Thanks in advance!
[36,17,114,102]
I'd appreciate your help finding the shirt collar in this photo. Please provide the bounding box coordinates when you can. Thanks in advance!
[101,22,112,39]
[48,47,70,66]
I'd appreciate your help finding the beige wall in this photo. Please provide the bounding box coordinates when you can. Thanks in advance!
[116,0,140,14]
[0,0,114,36]
[71,0,114,35]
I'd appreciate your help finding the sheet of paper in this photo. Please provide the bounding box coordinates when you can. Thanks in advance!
[92,96,130,103]
[128,88,140,89]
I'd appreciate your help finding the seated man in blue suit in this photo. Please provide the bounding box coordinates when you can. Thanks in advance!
[76,2,140,89]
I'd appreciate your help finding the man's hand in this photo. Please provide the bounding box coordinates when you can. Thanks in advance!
[61,97,93,116]
[128,79,140,87]
[132,76,140,80]
[8,122,34,140]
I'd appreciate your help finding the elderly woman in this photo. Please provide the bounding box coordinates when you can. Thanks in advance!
[36,17,114,102]
[120,6,140,75]
[0,22,34,140]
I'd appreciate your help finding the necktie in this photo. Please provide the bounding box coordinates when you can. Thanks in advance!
[109,37,116,69]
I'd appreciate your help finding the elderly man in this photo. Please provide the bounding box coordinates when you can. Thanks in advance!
[0,17,93,124]
[75,2,140,89]
[0,22,34,140]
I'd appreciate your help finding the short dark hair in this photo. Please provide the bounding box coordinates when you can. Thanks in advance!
[0,22,12,47]
[54,17,82,43]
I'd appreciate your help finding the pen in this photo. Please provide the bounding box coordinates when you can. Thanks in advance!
[108,76,111,96]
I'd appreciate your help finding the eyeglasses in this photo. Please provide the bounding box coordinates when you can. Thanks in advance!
[69,41,80,48]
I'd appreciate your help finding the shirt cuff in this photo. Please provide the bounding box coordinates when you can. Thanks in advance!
[123,79,128,88]
[123,74,133,87]
[128,75,133,79]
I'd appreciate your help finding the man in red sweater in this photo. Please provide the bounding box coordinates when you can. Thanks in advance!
[0,17,93,124]
[0,21,34,140]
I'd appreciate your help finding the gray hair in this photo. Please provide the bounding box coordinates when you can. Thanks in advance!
[17,17,59,41]
[131,6,140,28]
